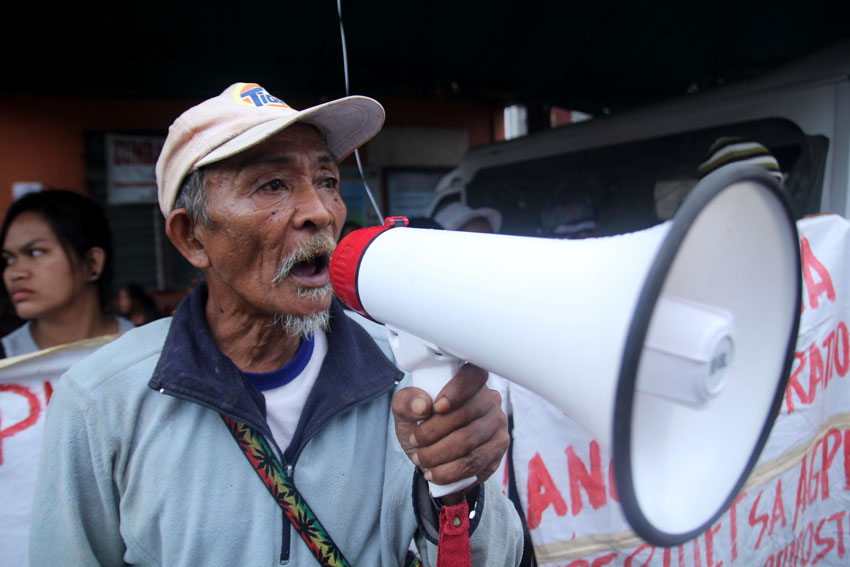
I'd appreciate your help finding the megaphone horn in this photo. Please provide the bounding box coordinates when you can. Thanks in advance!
[329,163,802,546]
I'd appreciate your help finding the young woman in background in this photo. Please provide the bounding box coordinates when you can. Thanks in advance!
[0,190,133,357]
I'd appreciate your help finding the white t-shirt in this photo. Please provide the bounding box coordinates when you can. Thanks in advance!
[243,330,328,451]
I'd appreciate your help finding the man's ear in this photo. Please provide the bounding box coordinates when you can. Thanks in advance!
[165,209,211,269]
[85,247,106,282]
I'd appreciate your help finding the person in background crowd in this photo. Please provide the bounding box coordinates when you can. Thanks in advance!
[431,201,501,233]
[29,82,522,566]
[116,282,161,326]
[0,190,133,358]
[697,136,784,183]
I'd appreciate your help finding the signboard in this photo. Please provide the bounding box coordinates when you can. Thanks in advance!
[105,133,165,205]
[386,169,448,219]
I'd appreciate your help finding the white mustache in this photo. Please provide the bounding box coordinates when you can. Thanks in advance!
[271,233,337,284]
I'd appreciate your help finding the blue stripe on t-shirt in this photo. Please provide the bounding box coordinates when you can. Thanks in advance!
[244,334,315,391]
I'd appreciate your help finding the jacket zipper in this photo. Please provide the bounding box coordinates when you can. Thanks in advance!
[158,378,396,564]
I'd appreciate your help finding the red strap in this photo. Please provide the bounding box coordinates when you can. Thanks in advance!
[437,500,471,567]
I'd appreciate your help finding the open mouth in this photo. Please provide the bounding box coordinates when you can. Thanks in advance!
[289,252,331,279]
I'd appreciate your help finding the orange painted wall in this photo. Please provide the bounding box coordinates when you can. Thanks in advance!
[0,93,501,214]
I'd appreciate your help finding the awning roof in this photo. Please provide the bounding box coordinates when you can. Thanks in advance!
[3,1,848,114]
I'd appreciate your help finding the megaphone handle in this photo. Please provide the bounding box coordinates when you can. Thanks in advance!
[412,364,479,498]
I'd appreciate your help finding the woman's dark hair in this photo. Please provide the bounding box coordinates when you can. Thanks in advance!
[0,190,115,310]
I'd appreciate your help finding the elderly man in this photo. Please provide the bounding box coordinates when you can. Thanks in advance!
[29,83,523,566]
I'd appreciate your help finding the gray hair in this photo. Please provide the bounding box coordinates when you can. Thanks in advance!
[173,168,211,226]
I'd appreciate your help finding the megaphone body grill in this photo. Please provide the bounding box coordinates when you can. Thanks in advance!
[330,164,801,546]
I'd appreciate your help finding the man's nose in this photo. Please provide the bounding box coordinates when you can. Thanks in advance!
[291,186,334,230]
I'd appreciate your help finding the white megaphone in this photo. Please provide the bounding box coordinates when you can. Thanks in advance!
[329,164,802,547]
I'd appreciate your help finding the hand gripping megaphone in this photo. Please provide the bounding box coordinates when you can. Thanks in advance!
[329,163,802,546]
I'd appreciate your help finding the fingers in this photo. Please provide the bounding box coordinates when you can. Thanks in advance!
[421,436,508,486]
[392,363,511,489]
[411,387,509,485]
[430,363,489,414]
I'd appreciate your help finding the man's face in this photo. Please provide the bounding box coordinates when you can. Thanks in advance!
[197,124,346,320]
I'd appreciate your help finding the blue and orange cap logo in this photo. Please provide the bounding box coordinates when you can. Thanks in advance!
[233,83,291,109]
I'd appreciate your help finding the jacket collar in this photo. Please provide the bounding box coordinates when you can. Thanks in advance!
[149,282,402,454]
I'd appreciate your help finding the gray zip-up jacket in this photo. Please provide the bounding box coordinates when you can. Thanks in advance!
[29,285,523,565]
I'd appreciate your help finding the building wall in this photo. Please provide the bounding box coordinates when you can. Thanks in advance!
[0,92,503,291]
[0,93,502,213]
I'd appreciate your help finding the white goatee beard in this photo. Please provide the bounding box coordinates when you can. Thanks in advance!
[272,307,330,339]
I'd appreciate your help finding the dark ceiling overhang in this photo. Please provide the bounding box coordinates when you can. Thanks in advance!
[4,1,849,115]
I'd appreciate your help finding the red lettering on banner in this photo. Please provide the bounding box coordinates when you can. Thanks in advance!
[794,455,808,531]
[0,383,42,465]
[770,480,787,535]
[809,438,823,505]
[704,523,723,567]
[526,452,568,530]
[565,560,589,567]
[785,322,849,413]
[820,429,841,500]
[566,440,607,515]
[43,380,53,405]
[827,512,846,559]
[661,546,687,567]
[729,491,746,562]
[764,513,848,567]
[808,343,825,406]
[624,544,654,567]
[822,331,836,390]
[835,322,850,377]
[800,235,835,311]
[692,538,702,567]
[590,553,617,567]
[802,522,814,564]
[813,517,834,564]
[845,430,850,490]
[785,351,808,413]
[749,490,770,549]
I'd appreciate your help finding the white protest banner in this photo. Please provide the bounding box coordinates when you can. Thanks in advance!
[507,214,850,567]
[105,133,165,205]
[0,335,120,567]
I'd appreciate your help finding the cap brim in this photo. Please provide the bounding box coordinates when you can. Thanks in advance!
[197,95,385,169]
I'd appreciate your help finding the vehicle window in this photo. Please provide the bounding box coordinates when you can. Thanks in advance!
[466,118,827,237]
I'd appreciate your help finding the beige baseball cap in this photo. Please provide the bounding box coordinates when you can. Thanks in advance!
[155,82,385,216]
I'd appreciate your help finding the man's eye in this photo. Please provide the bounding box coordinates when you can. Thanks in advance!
[320,177,339,190]
[261,179,287,192]
[30,249,45,258]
